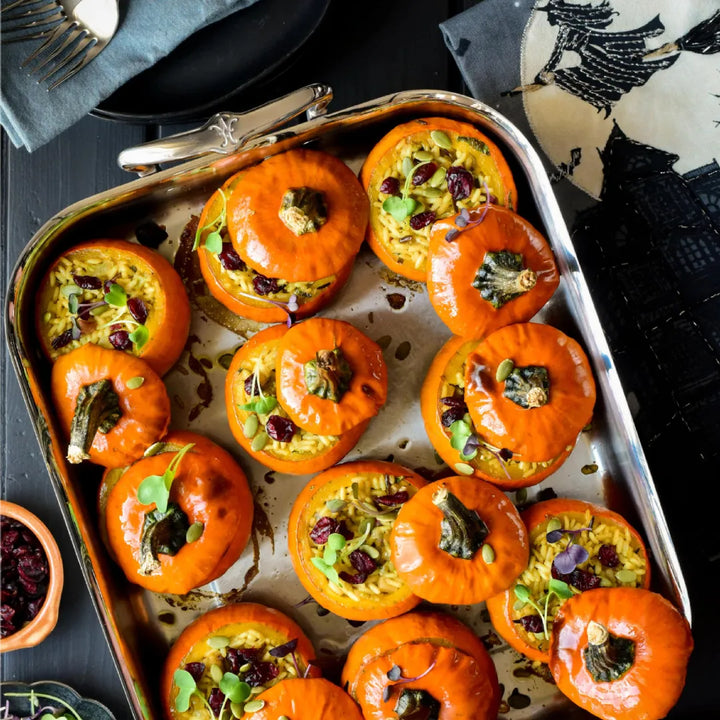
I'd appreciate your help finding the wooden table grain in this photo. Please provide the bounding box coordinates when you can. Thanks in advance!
[1,1,713,717]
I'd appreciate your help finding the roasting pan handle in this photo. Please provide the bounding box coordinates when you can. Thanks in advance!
[117,84,334,176]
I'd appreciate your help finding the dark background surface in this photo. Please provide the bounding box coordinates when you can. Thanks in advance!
[1,0,715,717]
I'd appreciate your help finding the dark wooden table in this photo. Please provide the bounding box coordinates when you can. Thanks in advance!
[1,1,714,717]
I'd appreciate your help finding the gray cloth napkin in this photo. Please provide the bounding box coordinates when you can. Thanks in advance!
[1,0,260,151]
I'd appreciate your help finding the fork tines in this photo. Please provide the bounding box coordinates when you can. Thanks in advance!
[1,0,64,42]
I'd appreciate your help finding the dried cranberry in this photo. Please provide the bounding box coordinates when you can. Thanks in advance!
[208,688,225,715]
[183,662,205,682]
[26,597,45,620]
[339,550,377,585]
[440,395,466,409]
[379,177,400,195]
[218,243,246,271]
[225,646,260,674]
[597,544,620,568]
[252,274,281,295]
[109,330,131,350]
[244,373,262,397]
[73,274,102,290]
[17,552,48,583]
[499,448,514,461]
[441,406,467,427]
[411,162,438,186]
[265,415,297,443]
[127,297,148,325]
[409,211,436,230]
[551,566,601,592]
[446,166,475,201]
[514,614,544,634]
[243,661,279,687]
[309,517,353,545]
[51,329,74,350]
[375,492,409,506]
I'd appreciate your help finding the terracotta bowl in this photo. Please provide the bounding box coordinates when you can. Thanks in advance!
[0,500,64,652]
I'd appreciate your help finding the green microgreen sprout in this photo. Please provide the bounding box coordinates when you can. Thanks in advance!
[513,578,573,640]
[128,324,150,350]
[240,395,278,415]
[137,443,195,513]
[381,161,435,223]
[322,532,347,565]
[104,283,128,307]
[3,690,82,720]
[193,188,228,253]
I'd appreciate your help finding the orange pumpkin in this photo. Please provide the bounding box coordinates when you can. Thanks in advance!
[287,460,426,621]
[391,476,528,604]
[225,324,369,475]
[486,498,651,665]
[161,602,320,720]
[197,175,354,323]
[226,149,369,282]
[238,678,363,720]
[36,239,190,376]
[341,610,500,720]
[360,116,517,281]
[420,334,572,489]
[427,205,560,338]
[275,318,388,436]
[50,343,171,468]
[104,432,253,594]
[550,588,693,720]
[464,322,596,461]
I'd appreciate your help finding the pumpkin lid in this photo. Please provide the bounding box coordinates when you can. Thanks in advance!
[275,318,388,436]
[226,149,369,282]
[287,460,426,621]
[224,324,368,475]
[36,239,190,377]
[420,334,573,489]
[464,322,596,462]
[427,205,560,338]
[390,476,529,604]
[486,497,651,665]
[549,588,693,720]
[360,116,517,282]
[161,602,320,720]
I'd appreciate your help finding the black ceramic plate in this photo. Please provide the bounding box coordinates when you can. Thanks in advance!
[93,0,331,124]
[0,681,115,720]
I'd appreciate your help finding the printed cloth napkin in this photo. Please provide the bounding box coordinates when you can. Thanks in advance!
[441,0,720,544]
[1,0,261,151]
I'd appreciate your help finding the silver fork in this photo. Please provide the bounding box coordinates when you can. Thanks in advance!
[1,0,65,42]
[17,0,119,90]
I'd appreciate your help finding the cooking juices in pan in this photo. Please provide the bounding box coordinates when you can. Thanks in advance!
[11,102,692,720]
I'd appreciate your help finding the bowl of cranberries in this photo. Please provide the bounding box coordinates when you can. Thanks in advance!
[0,500,64,652]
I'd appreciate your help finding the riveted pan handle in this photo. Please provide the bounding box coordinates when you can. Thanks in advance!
[117,84,333,176]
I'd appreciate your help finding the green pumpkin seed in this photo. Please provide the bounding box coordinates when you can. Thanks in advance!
[482,543,496,564]
[431,129,453,150]
[90,304,111,316]
[61,284,82,298]
[230,702,243,719]
[218,353,234,370]
[401,156,414,177]
[278,716,290,720]
[513,599,526,611]
[600,576,613,587]
[239,662,252,673]
[325,498,346,513]
[546,517,562,533]
[581,463,599,475]
[429,166,447,187]
[418,187,443,198]
[244,700,265,712]
[243,414,259,438]
[496,358,515,382]
[515,488,527,505]
[454,462,474,476]
[414,150,434,162]
[360,544,380,559]
[207,635,230,649]
[126,376,145,390]
[251,432,268,452]
[615,569,637,584]
[210,663,224,683]
[186,522,204,544]
[351,481,359,499]
[42,311,52,323]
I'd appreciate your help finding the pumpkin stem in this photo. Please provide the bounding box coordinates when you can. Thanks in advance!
[583,620,636,682]
[503,365,550,409]
[304,348,353,402]
[279,186,328,235]
[472,250,538,309]
[432,486,489,559]
[138,503,190,576]
[394,688,441,720]
[67,379,122,464]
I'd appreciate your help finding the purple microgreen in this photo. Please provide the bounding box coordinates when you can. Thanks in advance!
[383,659,439,701]
[444,227,460,242]
[449,419,477,460]
[294,595,316,608]
[483,444,513,480]
[553,543,589,575]
[269,638,298,658]
[546,521,593,543]
[70,318,82,341]
[303,660,317,679]
[387,665,402,681]
[137,443,195,513]
[462,433,480,458]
